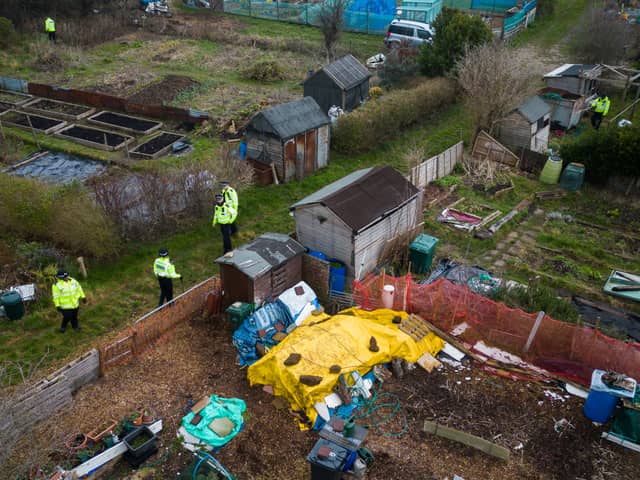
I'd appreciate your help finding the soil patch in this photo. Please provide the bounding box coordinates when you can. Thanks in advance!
[26,99,90,116]
[127,75,199,105]
[132,132,183,156]
[2,317,638,480]
[90,112,161,133]
[1,111,64,131]
[59,125,129,147]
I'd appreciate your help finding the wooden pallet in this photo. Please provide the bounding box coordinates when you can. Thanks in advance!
[399,314,431,342]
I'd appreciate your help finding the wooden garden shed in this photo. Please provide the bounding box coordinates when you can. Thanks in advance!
[498,96,551,154]
[303,54,371,114]
[245,97,330,183]
[543,64,602,97]
[215,233,305,308]
[290,166,422,280]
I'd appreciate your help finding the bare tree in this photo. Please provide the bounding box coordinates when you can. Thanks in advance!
[317,0,347,62]
[455,42,533,136]
[570,5,637,64]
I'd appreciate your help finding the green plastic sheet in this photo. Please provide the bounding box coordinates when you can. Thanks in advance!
[181,395,246,447]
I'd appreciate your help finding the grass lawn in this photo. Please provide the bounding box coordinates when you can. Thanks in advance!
[511,0,589,49]
[0,100,473,380]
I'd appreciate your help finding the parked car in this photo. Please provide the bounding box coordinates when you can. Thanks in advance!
[384,19,435,49]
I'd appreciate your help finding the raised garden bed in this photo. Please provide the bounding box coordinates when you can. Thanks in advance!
[0,109,67,134]
[88,111,162,135]
[0,89,32,106]
[131,132,184,159]
[22,98,95,121]
[55,124,134,151]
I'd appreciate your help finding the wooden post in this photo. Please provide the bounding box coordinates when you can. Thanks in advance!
[77,256,88,278]
[25,114,41,149]
[103,132,108,148]
[0,118,4,140]
[523,311,545,353]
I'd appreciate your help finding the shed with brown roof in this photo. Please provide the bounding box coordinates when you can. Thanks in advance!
[290,166,422,280]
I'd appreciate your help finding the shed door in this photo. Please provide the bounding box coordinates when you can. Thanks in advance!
[317,125,329,169]
[295,134,305,180]
[305,129,317,175]
[284,139,296,181]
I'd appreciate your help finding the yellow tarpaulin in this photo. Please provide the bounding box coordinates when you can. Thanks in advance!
[247,308,444,426]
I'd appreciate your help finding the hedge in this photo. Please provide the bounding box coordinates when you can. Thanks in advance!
[332,78,457,155]
[559,123,640,184]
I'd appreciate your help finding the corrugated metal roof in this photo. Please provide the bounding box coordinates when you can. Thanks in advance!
[517,96,551,123]
[215,233,305,279]
[291,166,419,232]
[544,64,598,78]
[246,97,330,140]
[318,54,371,90]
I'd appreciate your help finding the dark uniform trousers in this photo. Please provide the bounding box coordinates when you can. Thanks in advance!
[60,308,79,330]
[220,224,233,253]
[158,276,173,306]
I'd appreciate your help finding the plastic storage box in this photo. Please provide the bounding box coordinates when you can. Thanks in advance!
[409,234,439,274]
[225,302,254,326]
[123,426,158,467]
[307,438,350,480]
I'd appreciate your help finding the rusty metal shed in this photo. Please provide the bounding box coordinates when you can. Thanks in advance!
[215,233,305,308]
[303,54,371,114]
[245,97,330,183]
[543,64,602,97]
[290,166,422,280]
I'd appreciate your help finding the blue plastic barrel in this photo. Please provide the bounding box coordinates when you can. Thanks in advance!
[328,259,346,293]
[308,250,327,261]
[583,390,619,423]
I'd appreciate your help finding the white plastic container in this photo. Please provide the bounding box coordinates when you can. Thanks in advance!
[381,285,395,309]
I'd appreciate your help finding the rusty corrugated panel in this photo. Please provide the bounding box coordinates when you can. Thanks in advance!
[304,129,316,175]
[27,83,208,123]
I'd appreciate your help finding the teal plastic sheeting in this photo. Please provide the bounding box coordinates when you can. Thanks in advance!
[181,395,246,447]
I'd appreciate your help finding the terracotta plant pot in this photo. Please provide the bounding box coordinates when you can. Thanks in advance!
[86,419,117,443]
[65,433,88,453]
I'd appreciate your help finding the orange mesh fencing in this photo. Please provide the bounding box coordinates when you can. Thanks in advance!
[353,275,640,384]
[100,276,221,373]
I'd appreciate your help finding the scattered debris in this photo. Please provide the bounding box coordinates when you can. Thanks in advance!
[369,336,379,352]
[284,353,302,366]
[300,375,323,386]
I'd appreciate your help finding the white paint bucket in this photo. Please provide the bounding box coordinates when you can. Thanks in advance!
[381,285,395,309]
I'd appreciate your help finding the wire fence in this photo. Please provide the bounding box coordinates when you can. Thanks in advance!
[99,276,221,373]
[223,0,396,34]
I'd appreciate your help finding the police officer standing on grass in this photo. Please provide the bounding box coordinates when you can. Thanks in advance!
[153,248,181,306]
[591,92,611,130]
[220,181,239,236]
[45,17,56,43]
[52,269,86,333]
[212,194,237,254]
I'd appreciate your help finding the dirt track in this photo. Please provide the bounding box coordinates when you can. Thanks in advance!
[3,316,638,480]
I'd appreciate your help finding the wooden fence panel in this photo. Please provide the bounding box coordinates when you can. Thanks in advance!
[409,141,464,188]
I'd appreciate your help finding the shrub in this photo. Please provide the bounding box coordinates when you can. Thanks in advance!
[0,175,118,258]
[559,123,640,184]
[242,60,287,82]
[419,7,493,77]
[570,7,637,64]
[332,78,457,154]
[378,46,420,88]
[0,16,15,48]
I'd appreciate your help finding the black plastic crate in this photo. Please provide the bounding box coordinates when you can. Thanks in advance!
[123,426,157,460]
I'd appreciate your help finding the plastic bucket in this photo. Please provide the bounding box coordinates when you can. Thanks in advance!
[328,259,346,293]
[381,285,395,309]
[1,291,24,321]
[583,390,619,423]
[539,155,563,184]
